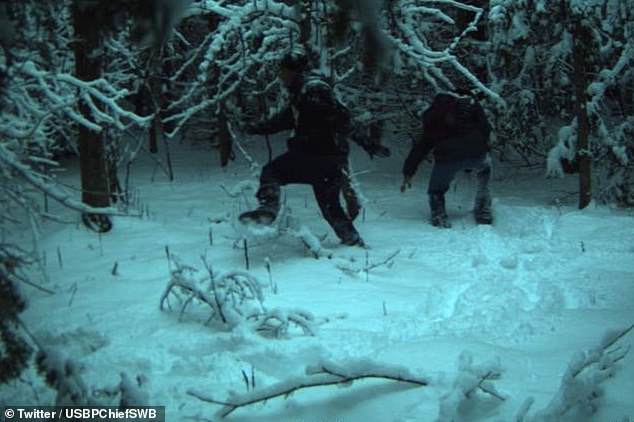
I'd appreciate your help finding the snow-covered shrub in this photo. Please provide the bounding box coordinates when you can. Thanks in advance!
[159,256,318,337]
[36,347,151,407]
[0,245,33,384]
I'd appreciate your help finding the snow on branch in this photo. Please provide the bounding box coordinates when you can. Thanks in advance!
[22,61,153,132]
[196,0,296,81]
[0,143,126,217]
[36,347,150,406]
[0,53,150,224]
[159,255,319,337]
[164,0,503,138]
[162,0,298,137]
[188,357,429,418]
[160,256,265,327]
[387,0,503,105]
[250,308,318,338]
[437,351,506,421]
[518,324,633,422]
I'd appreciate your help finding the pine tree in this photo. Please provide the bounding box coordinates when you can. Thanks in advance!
[0,247,32,384]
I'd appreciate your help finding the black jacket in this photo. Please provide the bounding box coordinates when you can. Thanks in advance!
[252,72,383,157]
[403,94,491,176]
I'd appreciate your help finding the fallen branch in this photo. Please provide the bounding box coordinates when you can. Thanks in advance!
[518,324,633,421]
[437,352,506,422]
[189,358,429,418]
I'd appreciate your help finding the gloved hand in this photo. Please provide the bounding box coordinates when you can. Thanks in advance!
[400,175,413,193]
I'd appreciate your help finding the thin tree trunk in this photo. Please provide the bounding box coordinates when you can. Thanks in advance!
[148,69,161,153]
[149,114,160,154]
[217,108,233,167]
[299,0,312,47]
[72,1,110,209]
[572,19,592,209]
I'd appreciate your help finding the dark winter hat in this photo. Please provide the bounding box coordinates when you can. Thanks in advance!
[279,49,309,71]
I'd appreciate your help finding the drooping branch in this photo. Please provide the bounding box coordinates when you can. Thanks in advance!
[0,143,132,217]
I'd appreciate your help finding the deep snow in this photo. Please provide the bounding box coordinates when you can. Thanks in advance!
[2,135,633,422]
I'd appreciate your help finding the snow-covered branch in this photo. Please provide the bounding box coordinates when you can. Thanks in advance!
[437,351,506,422]
[0,143,131,217]
[519,324,633,421]
[22,61,153,132]
[160,256,321,337]
[189,358,429,418]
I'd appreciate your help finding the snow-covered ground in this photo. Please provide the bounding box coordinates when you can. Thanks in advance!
[2,136,633,422]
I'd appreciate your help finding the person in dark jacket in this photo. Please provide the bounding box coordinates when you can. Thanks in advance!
[243,50,390,246]
[401,92,493,227]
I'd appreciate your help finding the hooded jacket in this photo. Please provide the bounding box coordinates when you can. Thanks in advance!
[251,71,383,157]
[403,93,491,177]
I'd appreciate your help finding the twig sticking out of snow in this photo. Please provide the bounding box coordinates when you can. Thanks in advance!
[264,257,277,294]
[518,324,633,422]
[188,358,428,418]
[336,249,401,277]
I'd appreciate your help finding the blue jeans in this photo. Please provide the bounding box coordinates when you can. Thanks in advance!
[428,154,491,199]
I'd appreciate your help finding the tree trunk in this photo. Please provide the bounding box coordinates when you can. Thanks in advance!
[572,19,592,209]
[298,0,312,47]
[149,114,160,154]
[72,1,110,208]
[217,108,233,168]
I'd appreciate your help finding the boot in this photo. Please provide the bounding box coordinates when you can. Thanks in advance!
[474,195,493,225]
[429,194,451,228]
[240,184,280,225]
[340,230,366,247]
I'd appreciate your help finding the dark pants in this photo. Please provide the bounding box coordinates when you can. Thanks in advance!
[428,154,491,199]
[257,151,359,241]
